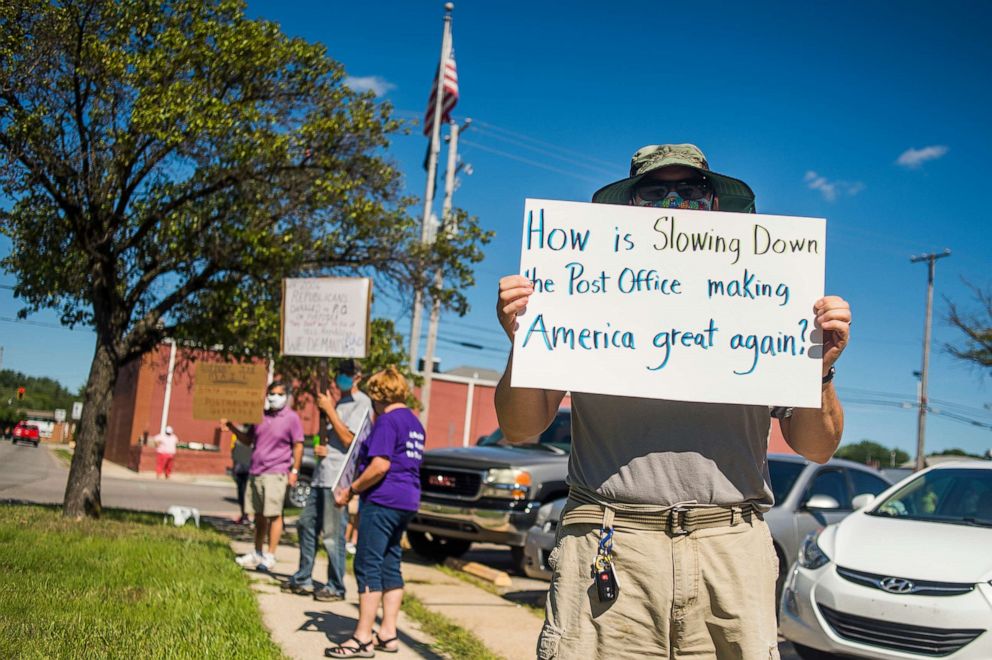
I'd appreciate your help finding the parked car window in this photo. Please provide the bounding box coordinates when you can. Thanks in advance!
[848,469,890,497]
[768,459,806,505]
[872,468,992,524]
[807,469,851,509]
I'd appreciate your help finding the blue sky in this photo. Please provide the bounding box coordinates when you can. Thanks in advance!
[2,1,990,457]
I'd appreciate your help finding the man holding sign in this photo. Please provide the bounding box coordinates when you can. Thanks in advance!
[496,144,851,659]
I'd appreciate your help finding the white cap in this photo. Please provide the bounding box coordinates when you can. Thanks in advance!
[165,426,174,435]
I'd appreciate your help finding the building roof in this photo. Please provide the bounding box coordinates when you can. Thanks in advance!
[443,366,503,381]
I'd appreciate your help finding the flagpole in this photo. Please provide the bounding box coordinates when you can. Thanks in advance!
[410,2,454,374]
[420,117,465,425]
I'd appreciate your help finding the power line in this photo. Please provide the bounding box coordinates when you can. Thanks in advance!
[471,125,616,177]
[459,139,604,185]
[0,316,92,333]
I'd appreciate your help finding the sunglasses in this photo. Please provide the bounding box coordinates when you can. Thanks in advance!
[634,177,713,202]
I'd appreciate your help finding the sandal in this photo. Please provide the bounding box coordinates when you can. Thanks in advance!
[374,633,399,653]
[324,636,375,658]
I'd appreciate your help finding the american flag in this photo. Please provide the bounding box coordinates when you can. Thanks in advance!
[423,48,458,137]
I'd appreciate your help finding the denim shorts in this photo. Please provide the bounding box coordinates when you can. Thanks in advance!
[354,500,415,593]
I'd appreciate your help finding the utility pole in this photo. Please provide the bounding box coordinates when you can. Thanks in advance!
[910,249,951,471]
[420,117,470,425]
[409,3,454,374]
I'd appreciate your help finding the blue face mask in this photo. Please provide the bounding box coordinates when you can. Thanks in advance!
[335,374,354,391]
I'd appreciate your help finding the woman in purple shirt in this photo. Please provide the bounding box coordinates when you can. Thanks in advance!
[328,367,424,658]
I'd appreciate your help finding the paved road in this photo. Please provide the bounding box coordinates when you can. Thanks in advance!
[0,441,241,517]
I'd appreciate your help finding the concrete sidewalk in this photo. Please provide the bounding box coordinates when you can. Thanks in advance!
[231,539,544,659]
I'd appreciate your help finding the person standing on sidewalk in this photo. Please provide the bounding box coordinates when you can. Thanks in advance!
[496,144,851,659]
[327,367,424,658]
[227,380,304,572]
[153,426,179,479]
[284,359,372,601]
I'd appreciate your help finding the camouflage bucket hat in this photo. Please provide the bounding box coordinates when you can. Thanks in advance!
[591,143,756,213]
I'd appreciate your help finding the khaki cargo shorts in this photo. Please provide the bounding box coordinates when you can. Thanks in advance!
[538,517,780,659]
[246,473,288,518]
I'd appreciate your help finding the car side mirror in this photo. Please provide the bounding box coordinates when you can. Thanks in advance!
[805,494,841,510]
[851,493,876,510]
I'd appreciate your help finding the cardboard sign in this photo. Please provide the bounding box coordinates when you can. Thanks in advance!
[511,199,826,407]
[192,362,268,423]
[332,411,373,492]
[281,277,372,358]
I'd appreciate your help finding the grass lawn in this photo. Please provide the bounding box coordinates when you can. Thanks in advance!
[0,504,284,659]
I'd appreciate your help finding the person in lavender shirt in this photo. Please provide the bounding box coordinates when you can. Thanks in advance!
[224,380,304,572]
[326,367,424,658]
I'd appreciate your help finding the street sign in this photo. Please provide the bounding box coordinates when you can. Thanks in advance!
[71,401,83,420]
[54,408,66,423]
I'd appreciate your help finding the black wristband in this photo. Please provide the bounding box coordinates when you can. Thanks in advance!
[822,366,836,385]
[349,486,359,497]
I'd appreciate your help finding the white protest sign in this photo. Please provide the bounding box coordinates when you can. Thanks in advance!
[510,199,826,407]
[281,277,372,358]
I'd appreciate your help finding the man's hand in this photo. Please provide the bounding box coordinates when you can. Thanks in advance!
[497,274,535,342]
[333,486,351,508]
[314,445,329,458]
[317,384,342,415]
[815,296,852,375]
[288,471,298,487]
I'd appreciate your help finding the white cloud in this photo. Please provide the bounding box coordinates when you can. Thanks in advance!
[343,75,396,97]
[896,145,949,169]
[804,171,865,202]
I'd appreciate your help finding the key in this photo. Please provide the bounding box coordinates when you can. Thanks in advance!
[596,560,619,602]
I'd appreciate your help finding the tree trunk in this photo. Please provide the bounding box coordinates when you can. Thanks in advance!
[62,341,120,519]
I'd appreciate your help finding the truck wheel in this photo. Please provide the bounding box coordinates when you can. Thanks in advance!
[792,643,835,660]
[407,531,471,561]
[510,546,528,575]
[285,480,311,509]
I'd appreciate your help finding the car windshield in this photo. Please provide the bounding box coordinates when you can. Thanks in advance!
[768,459,806,506]
[867,468,992,526]
[478,412,572,452]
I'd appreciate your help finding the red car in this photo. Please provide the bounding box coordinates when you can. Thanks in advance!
[12,421,40,447]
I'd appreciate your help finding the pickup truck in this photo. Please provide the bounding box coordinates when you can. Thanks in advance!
[407,409,571,571]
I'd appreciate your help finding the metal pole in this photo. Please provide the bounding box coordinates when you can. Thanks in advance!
[420,118,468,425]
[910,249,951,471]
[160,339,177,435]
[410,3,454,372]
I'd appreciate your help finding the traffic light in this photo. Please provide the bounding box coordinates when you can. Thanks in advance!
[16,387,25,400]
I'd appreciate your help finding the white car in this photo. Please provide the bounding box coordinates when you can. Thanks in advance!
[779,461,992,659]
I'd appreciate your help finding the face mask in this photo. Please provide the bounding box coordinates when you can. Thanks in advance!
[266,393,287,411]
[635,191,714,211]
[335,374,354,391]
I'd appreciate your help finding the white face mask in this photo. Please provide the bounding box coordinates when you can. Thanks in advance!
[266,393,288,411]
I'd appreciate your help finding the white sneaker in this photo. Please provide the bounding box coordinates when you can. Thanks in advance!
[346,542,357,556]
[235,551,263,569]
[259,552,277,571]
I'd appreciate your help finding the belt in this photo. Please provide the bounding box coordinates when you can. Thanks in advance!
[562,486,762,535]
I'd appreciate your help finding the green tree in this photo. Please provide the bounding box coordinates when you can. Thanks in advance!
[945,280,992,372]
[835,439,909,467]
[0,0,489,518]
[0,369,78,424]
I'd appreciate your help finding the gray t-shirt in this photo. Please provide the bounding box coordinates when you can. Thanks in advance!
[569,392,775,510]
[311,390,373,488]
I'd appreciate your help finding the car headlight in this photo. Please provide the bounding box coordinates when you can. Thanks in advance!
[797,530,831,570]
[480,468,532,500]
